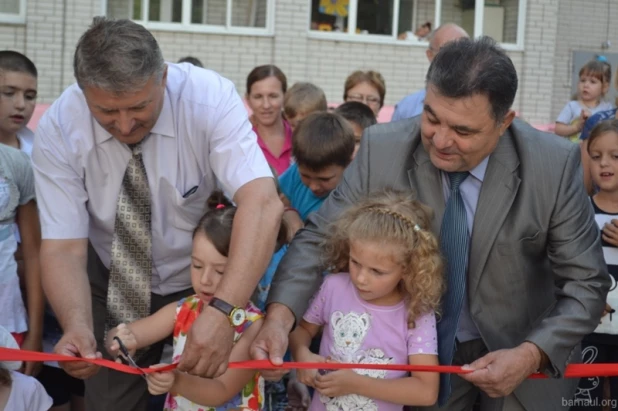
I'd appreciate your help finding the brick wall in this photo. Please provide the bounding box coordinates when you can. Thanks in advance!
[0,25,26,52]
[0,0,608,125]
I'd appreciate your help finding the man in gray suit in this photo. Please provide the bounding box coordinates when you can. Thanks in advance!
[249,37,610,410]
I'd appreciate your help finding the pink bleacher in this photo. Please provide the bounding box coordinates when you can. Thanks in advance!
[26,102,554,133]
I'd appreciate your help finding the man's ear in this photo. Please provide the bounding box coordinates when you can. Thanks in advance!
[426,48,434,63]
[499,110,516,134]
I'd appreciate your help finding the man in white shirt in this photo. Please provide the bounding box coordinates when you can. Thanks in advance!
[32,17,282,410]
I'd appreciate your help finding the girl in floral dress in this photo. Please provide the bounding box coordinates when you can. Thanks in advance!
[106,190,287,411]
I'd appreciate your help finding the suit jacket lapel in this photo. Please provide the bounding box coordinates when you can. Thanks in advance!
[468,131,521,297]
[409,144,445,235]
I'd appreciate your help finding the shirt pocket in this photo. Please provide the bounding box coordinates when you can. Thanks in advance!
[171,179,210,232]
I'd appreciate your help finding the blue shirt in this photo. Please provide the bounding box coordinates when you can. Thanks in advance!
[255,245,288,311]
[580,108,618,140]
[391,89,426,122]
[279,164,326,221]
[440,156,489,342]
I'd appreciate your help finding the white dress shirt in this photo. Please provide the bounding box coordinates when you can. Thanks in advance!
[32,63,272,295]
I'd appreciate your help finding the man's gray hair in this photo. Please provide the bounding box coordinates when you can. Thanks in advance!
[74,16,165,92]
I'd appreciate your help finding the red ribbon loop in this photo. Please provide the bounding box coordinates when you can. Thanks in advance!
[1,347,617,378]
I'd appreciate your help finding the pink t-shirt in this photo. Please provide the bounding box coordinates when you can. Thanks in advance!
[254,119,293,176]
[303,273,438,411]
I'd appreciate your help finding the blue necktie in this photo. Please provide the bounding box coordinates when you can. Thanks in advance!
[437,171,470,405]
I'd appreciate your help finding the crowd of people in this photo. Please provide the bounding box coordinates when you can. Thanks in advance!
[0,15,615,411]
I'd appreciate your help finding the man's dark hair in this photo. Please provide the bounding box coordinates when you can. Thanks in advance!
[178,56,204,68]
[0,50,38,77]
[335,101,377,131]
[426,36,517,122]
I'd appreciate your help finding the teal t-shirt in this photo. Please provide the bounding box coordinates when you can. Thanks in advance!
[279,164,325,221]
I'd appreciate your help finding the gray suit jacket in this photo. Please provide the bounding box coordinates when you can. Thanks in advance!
[267,117,610,411]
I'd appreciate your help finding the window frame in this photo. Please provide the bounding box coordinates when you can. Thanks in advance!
[307,0,527,51]
[104,0,275,36]
[0,0,26,24]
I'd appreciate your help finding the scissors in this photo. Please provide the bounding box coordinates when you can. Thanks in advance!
[113,336,147,380]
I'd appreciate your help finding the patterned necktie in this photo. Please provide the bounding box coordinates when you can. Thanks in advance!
[437,171,470,404]
[106,142,152,333]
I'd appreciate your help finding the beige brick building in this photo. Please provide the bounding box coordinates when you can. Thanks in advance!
[1,0,617,124]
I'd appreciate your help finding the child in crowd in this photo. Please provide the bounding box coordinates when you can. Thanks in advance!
[0,50,37,155]
[279,112,355,225]
[290,189,442,410]
[334,101,377,158]
[0,50,86,411]
[0,325,52,411]
[571,120,618,411]
[0,143,43,376]
[555,60,613,142]
[283,82,328,131]
[107,190,288,411]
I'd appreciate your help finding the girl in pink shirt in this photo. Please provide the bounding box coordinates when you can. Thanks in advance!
[290,189,443,410]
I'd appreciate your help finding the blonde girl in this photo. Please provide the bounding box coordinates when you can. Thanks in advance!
[289,189,443,410]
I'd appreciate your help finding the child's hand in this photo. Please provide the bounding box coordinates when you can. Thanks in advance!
[106,323,138,361]
[314,369,359,398]
[146,364,176,396]
[20,333,42,376]
[295,351,326,388]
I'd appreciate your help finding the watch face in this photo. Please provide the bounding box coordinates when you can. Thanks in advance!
[231,308,246,326]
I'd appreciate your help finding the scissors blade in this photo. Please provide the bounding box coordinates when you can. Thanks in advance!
[113,336,148,380]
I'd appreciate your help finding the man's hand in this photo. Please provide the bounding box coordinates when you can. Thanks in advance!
[460,342,541,397]
[20,332,42,376]
[54,328,102,379]
[177,306,234,377]
[250,305,294,381]
[282,209,304,242]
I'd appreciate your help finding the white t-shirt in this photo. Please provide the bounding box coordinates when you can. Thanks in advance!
[2,370,53,411]
[12,127,34,244]
[32,63,272,295]
[0,145,34,333]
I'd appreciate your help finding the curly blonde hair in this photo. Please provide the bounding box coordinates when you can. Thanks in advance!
[322,189,444,329]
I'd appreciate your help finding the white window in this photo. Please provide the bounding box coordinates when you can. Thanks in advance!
[106,0,273,35]
[0,0,26,24]
[309,0,526,49]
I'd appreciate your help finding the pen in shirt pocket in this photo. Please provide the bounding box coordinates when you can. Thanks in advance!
[183,186,198,198]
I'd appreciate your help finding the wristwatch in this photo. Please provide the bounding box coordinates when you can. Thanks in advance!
[209,297,247,327]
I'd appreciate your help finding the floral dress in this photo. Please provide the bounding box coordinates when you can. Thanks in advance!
[164,295,264,411]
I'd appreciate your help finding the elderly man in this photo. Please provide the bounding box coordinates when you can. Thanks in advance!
[392,23,468,122]
[251,37,609,411]
[32,17,282,410]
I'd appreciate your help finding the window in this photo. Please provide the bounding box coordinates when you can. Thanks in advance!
[309,0,526,48]
[106,0,272,34]
[0,0,26,24]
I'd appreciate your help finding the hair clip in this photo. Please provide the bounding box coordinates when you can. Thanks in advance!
[597,55,608,63]
[413,224,421,232]
[216,204,225,209]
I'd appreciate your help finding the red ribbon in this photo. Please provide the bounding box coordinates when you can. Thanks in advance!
[1,347,618,378]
